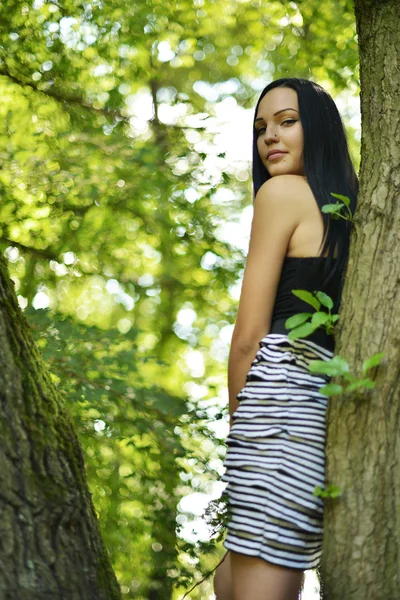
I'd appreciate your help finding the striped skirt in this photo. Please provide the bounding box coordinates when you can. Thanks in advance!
[221,332,334,571]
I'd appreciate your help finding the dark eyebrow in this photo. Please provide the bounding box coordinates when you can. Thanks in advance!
[254,108,299,123]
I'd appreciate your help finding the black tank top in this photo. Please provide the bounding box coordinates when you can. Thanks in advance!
[270,257,344,351]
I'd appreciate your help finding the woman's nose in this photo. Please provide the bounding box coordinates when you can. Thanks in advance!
[263,130,279,144]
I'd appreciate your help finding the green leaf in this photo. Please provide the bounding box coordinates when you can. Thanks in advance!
[330,192,351,206]
[291,289,321,311]
[346,379,376,392]
[315,291,334,310]
[311,311,330,328]
[321,202,344,213]
[314,483,342,498]
[362,380,376,389]
[308,355,350,377]
[325,484,343,498]
[361,352,385,374]
[287,322,315,341]
[307,359,332,375]
[319,383,343,396]
[341,371,357,382]
[285,312,312,329]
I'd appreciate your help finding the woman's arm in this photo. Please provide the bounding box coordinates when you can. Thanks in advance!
[228,340,260,429]
[227,175,303,429]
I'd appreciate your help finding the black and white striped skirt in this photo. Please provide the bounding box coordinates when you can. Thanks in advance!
[221,332,334,571]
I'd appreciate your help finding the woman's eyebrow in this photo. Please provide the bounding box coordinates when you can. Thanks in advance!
[254,108,299,123]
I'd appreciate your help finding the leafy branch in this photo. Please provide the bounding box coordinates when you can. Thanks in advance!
[284,289,384,397]
[321,192,354,221]
[307,350,385,397]
[285,289,338,339]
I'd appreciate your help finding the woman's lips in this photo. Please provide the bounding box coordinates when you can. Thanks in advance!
[267,151,287,161]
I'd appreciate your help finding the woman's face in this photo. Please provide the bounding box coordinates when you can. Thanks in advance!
[255,87,305,177]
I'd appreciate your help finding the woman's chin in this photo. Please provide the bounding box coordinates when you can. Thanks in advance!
[266,164,304,178]
[266,166,289,177]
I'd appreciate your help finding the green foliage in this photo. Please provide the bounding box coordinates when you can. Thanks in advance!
[290,290,321,312]
[285,312,313,328]
[285,288,385,398]
[362,352,385,374]
[286,289,337,338]
[314,483,343,499]
[321,193,354,220]
[26,306,187,594]
[308,352,385,396]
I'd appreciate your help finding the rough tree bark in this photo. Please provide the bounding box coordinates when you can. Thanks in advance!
[0,255,121,599]
[320,0,400,598]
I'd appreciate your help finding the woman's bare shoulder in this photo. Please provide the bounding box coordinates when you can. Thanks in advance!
[257,175,310,198]
[255,176,312,221]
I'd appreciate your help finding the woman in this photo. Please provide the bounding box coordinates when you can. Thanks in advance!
[213,78,358,600]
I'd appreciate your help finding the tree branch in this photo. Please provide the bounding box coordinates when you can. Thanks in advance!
[0,67,128,121]
[0,67,208,131]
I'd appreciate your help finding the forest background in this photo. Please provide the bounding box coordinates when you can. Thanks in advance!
[0,0,360,598]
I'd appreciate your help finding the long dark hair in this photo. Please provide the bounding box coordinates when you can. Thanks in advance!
[252,77,359,291]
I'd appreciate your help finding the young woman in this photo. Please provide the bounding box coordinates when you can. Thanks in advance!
[213,78,358,600]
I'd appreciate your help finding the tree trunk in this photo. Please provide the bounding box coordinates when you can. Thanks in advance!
[0,255,121,599]
[320,0,400,598]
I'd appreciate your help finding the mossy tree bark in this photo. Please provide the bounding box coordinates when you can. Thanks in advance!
[0,255,121,598]
[320,0,400,598]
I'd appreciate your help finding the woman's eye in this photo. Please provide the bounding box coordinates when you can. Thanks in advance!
[255,119,297,136]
